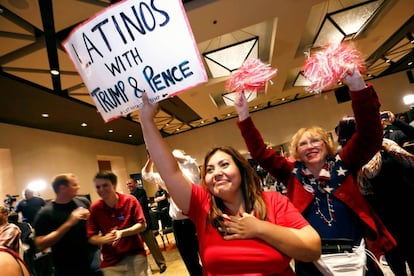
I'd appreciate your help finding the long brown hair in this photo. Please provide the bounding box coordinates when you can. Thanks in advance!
[200,146,267,232]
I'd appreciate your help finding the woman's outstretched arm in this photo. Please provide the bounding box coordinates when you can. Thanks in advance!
[139,93,193,213]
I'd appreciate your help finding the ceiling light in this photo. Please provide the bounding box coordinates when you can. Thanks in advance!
[203,36,259,78]
[222,90,257,106]
[50,69,60,76]
[81,122,87,127]
[383,56,392,63]
[41,113,49,118]
[293,71,312,87]
[313,0,385,48]
[408,33,414,44]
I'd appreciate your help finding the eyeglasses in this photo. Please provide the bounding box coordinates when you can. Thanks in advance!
[297,138,323,149]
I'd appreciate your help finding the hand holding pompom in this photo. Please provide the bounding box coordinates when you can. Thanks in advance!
[302,43,365,93]
[225,58,278,93]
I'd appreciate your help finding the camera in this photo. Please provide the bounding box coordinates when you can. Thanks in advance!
[380,112,389,120]
[4,194,18,211]
[335,116,356,147]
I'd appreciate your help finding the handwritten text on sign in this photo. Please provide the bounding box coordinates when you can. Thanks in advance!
[63,0,207,122]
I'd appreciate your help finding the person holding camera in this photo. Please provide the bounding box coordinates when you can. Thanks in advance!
[336,111,414,275]
[4,194,19,212]
[381,110,414,150]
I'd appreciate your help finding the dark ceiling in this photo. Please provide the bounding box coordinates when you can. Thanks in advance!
[1,0,413,146]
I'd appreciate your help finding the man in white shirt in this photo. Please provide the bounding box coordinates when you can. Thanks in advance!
[142,150,202,276]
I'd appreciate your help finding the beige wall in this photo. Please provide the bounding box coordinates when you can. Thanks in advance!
[0,125,146,202]
[1,71,413,203]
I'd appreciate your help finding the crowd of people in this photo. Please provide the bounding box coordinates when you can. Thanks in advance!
[1,62,414,276]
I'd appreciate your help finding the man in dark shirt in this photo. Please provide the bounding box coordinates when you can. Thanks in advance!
[15,188,46,224]
[126,178,167,273]
[32,173,102,276]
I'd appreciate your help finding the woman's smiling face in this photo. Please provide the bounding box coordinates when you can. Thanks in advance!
[204,150,241,199]
[297,131,327,166]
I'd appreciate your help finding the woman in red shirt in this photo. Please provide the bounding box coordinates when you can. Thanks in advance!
[139,93,321,275]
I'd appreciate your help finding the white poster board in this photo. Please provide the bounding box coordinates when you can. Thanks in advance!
[63,0,207,122]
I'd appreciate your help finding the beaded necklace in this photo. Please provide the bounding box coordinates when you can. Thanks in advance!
[295,159,343,227]
[314,192,335,226]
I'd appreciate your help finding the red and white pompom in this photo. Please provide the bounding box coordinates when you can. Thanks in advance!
[225,58,278,93]
[303,43,365,93]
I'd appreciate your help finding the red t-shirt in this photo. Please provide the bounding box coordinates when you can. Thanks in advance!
[87,193,146,267]
[188,185,308,276]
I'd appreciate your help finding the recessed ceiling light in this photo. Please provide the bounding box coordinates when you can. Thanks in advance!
[108,129,113,133]
[50,69,60,75]
[41,113,49,118]
[81,122,87,127]
[128,134,132,137]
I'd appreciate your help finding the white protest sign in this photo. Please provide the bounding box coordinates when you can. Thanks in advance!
[63,0,207,122]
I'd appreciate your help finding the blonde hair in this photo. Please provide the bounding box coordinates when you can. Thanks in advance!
[289,126,337,160]
[0,205,9,214]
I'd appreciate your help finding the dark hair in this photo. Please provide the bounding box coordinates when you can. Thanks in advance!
[335,116,356,146]
[94,170,118,185]
[7,212,18,223]
[51,173,73,193]
[201,146,266,233]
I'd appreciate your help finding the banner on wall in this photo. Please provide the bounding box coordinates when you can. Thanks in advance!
[63,0,208,122]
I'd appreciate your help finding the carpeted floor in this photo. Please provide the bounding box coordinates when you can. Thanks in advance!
[146,233,189,275]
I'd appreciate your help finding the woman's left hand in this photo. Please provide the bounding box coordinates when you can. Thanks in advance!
[139,92,160,122]
[234,92,250,121]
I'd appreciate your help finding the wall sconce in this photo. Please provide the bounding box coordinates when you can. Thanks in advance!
[203,36,259,78]
[403,94,414,105]
[313,0,385,49]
